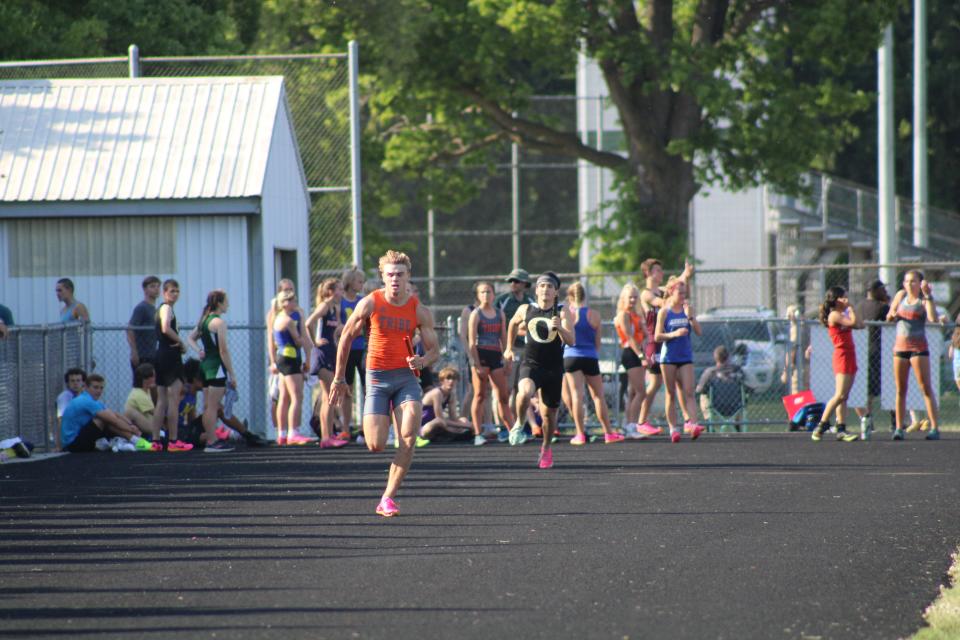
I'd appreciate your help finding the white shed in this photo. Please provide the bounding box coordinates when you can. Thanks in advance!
[0,76,311,420]
[0,76,311,324]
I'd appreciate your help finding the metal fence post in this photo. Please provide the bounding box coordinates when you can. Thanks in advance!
[15,330,23,438]
[42,326,49,449]
[128,44,140,78]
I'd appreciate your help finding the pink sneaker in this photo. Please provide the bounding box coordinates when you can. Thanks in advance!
[376,496,399,517]
[538,448,554,469]
[604,432,625,444]
[569,434,587,446]
[286,434,312,446]
[637,423,662,436]
[276,436,287,446]
[686,424,705,440]
[670,430,681,444]
[215,426,230,441]
[319,437,348,449]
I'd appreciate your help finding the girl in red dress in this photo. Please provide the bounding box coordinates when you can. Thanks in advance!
[812,286,862,442]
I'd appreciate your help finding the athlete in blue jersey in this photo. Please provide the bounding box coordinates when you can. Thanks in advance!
[654,277,705,443]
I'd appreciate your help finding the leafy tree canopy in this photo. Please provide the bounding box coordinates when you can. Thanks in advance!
[256,0,899,270]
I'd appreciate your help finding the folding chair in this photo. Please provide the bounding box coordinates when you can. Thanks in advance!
[705,377,747,433]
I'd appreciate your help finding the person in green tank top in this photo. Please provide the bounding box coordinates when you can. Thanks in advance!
[187,290,237,452]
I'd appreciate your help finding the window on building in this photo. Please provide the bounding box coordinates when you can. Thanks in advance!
[8,217,177,277]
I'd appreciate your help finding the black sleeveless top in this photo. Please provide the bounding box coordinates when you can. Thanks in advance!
[155,303,179,356]
[522,303,564,369]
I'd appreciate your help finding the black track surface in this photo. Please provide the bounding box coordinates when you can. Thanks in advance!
[2,432,959,639]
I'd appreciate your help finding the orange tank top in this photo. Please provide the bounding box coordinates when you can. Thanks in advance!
[366,289,419,371]
[616,311,643,348]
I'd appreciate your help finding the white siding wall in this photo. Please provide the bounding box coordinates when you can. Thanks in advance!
[691,187,768,308]
[260,101,311,307]
[0,216,248,326]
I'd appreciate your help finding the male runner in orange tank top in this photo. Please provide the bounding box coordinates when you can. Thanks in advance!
[330,250,439,517]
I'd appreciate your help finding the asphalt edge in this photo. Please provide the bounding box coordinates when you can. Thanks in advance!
[912,545,960,640]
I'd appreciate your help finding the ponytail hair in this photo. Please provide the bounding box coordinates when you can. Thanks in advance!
[566,282,586,307]
[819,286,845,326]
[315,278,339,308]
[198,289,227,328]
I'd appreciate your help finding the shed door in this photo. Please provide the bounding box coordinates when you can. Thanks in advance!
[274,249,298,289]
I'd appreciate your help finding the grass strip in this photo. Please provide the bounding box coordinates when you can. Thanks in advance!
[913,547,960,640]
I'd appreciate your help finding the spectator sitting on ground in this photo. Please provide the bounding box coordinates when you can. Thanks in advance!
[696,345,745,431]
[416,367,473,447]
[178,359,267,448]
[60,374,149,452]
[55,278,90,324]
[125,363,158,440]
[55,368,87,450]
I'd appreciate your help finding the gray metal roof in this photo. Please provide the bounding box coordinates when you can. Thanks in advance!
[0,76,288,203]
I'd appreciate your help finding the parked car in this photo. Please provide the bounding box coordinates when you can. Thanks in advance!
[696,307,785,394]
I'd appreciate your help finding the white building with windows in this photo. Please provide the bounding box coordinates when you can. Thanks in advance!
[0,76,311,419]
[0,76,310,325]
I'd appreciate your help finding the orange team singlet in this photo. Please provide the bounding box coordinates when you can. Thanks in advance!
[616,311,644,348]
[366,289,419,371]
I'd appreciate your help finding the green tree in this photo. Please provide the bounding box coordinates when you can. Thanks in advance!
[256,1,899,271]
[0,0,258,60]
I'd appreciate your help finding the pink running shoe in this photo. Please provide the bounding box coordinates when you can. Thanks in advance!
[215,426,230,441]
[286,434,313,446]
[319,437,348,449]
[376,496,399,517]
[670,430,681,444]
[569,433,587,446]
[686,424,705,440]
[637,423,662,436]
[604,432,625,444]
[167,440,194,452]
[276,436,287,446]
[538,448,554,469]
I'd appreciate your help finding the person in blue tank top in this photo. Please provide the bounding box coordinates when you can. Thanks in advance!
[560,282,623,446]
[654,276,705,443]
[340,267,368,438]
[306,278,349,449]
[273,290,313,446]
[55,278,90,324]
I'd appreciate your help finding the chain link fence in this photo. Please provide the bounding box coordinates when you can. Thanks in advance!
[3,264,958,448]
[0,324,91,446]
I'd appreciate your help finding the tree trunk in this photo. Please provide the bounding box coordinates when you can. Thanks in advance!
[629,153,699,232]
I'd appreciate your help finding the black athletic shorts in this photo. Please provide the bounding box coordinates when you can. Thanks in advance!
[518,363,563,409]
[620,349,644,371]
[647,360,661,376]
[204,377,227,388]
[155,351,184,387]
[277,356,303,376]
[563,356,600,376]
[65,420,104,453]
[894,350,930,359]
[477,349,504,370]
[661,360,692,369]
[346,348,366,386]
